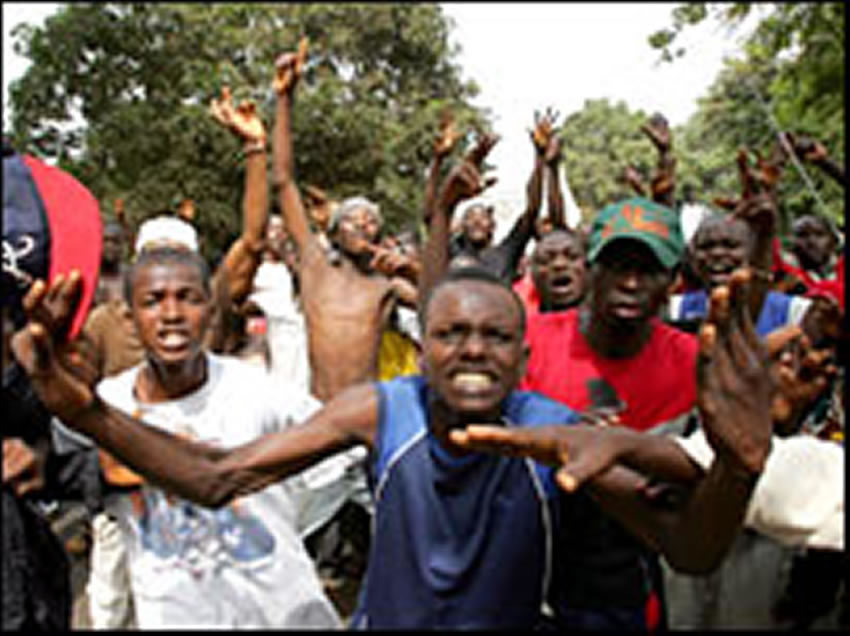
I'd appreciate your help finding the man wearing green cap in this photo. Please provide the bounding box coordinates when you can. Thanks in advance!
[520,196,695,630]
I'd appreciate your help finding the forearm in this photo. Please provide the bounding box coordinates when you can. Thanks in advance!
[420,197,454,302]
[241,150,268,251]
[423,156,445,226]
[69,398,233,507]
[524,154,544,224]
[272,94,312,249]
[545,163,566,229]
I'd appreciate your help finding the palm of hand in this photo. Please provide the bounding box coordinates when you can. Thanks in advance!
[210,88,265,142]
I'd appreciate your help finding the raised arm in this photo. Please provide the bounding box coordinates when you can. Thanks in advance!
[419,134,498,302]
[208,86,269,305]
[10,274,379,509]
[544,135,567,230]
[641,113,676,207]
[272,38,322,260]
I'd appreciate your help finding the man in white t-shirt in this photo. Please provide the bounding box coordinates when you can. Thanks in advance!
[91,245,340,628]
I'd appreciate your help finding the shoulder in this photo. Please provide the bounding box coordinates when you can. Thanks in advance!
[505,389,581,426]
[96,362,142,406]
[651,319,699,357]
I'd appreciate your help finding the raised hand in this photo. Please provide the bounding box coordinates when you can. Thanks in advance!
[209,86,267,144]
[641,113,671,153]
[434,112,460,159]
[544,135,563,166]
[11,274,101,424]
[529,107,560,156]
[437,133,499,210]
[764,325,836,430]
[177,198,196,223]
[696,268,772,475]
[363,242,420,280]
[274,36,309,96]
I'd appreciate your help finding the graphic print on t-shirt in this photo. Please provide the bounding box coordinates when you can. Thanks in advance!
[130,489,276,576]
[585,378,627,415]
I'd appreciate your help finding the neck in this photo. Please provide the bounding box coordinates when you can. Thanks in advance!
[426,392,500,458]
[580,306,653,359]
[136,353,208,404]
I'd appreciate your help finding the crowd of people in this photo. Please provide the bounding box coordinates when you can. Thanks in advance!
[3,39,845,631]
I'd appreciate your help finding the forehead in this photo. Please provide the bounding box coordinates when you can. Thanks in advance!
[794,217,829,234]
[340,205,379,222]
[427,281,520,325]
[536,231,581,253]
[132,259,205,292]
[463,205,493,220]
[695,217,749,242]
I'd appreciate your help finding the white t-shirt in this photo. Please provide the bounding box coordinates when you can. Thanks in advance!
[676,429,844,551]
[96,353,341,629]
[249,261,311,393]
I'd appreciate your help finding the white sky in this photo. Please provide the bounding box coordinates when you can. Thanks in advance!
[3,2,758,225]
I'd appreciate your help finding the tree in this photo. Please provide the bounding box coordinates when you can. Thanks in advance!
[649,3,845,229]
[7,3,490,260]
[558,98,659,221]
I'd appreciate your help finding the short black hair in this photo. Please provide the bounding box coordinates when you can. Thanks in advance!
[124,246,211,305]
[418,265,527,334]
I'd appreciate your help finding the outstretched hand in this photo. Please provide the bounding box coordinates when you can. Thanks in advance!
[274,36,309,96]
[11,274,100,425]
[696,268,772,475]
[209,86,267,143]
[448,412,624,492]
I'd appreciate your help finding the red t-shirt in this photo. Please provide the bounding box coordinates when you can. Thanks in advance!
[521,309,699,432]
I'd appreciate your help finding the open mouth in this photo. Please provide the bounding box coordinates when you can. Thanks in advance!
[706,262,735,285]
[549,274,574,295]
[158,331,190,351]
[450,370,497,393]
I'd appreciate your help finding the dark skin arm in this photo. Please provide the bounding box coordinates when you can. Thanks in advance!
[452,268,773,574]
[272,38,324,267]
[419,134,499,303]
[208,86,269,306]
[641,114,676,207]
[10,274,379,508]
[544,134,567,229]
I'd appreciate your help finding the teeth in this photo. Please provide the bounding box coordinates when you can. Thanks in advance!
[453,373,493,390]
[161,333,187,347]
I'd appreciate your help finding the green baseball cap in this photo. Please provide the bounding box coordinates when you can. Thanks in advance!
[587,197,684,269]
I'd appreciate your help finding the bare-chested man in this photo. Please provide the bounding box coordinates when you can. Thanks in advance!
[272,41,416,403]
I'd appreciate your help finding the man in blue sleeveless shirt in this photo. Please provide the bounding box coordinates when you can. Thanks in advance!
[13,265,773,629]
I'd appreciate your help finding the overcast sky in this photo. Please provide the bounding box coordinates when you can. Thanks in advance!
[3,2,758,225]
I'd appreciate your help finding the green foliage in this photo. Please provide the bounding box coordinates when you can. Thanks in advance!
[648,3,844,230]
[558,99,659,222]
[7,3,489,260]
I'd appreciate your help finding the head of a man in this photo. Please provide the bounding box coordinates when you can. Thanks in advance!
[328,196,383,259]
[101,220,125,271]
[586,198,683,333]
[265,213,287,260]
[419,267,527,423]
[531,228,587,312]
[125,246,212,373]
[792,214,837,272]
[460,203,496,250]
[691,213,753,289]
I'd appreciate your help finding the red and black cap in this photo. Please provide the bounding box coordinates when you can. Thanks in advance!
[3,145,102,339]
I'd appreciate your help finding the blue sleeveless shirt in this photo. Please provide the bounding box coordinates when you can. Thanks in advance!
[351,375,579,629]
